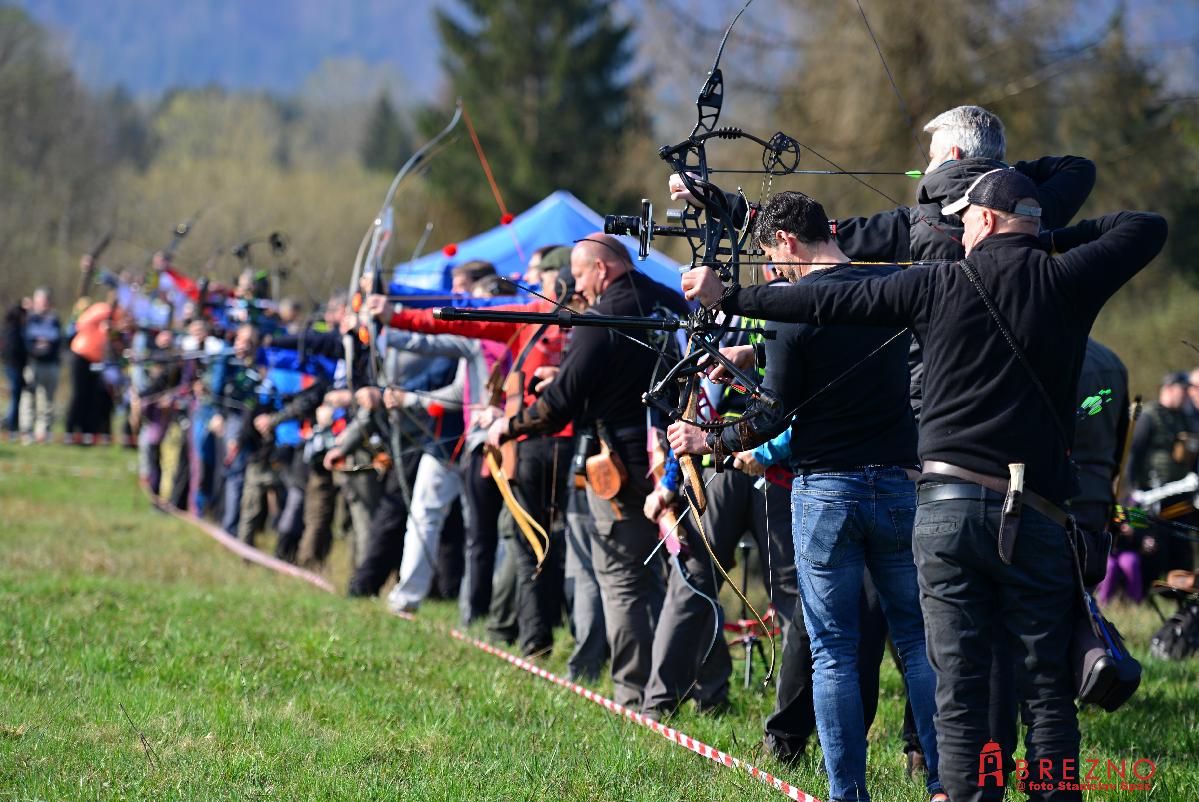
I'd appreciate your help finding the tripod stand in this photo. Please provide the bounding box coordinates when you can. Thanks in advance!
[725,534,776,688]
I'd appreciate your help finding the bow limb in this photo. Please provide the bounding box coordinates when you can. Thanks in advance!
[485,447,548,569]
[351,103,462,508]
[678,372,708,514]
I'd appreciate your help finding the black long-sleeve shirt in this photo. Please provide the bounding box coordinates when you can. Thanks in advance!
[832,154,1096,419]
[510,270,691,437]
[717,264,917,472]
[723,212,1168,505]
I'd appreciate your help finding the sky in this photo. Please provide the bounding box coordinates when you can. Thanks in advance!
[15,0,1198,102]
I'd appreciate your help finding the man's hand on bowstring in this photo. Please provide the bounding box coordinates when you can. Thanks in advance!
[322,446,344,472]
[668,172,703,207]
[253,413,274,437]
[532,365,558,394]
[323,389,351,410]
[682,265,725,307]
[703,344,755,385]
[355,386,382,412]
[485,416,511,449]
[339,311,358,336]
[733,450,766,477]
[364,294,396,322]
[643,483,678,523]
[474,404,503,430]
[667,420,711,456]
[383,387,405,410]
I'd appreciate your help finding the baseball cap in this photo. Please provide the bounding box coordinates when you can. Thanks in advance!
[1162,371,1190,388]
[537,246,572,272]
[942,168,1042,218]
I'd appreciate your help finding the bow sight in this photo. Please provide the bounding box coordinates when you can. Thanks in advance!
[604,199,688,261]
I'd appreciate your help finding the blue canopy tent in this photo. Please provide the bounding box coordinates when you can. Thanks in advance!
[388,190,685,294]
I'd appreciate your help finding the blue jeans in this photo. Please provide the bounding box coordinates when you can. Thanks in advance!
[792,466,940,801]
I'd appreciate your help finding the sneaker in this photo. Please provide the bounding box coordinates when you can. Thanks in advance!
[906,749,928,778]
[387,596,419,615]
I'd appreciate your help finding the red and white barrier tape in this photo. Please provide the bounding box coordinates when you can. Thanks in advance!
[432,618,821,802]
[145,485,818,801]
[148,492,336,594]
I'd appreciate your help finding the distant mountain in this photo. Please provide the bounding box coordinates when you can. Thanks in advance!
[15,0,446,101]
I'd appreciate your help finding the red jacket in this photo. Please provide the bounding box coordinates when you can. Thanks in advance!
[389,300,572,437]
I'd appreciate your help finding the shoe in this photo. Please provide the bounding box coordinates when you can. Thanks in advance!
[930,793,948,802]
[756,736,804,767]
[640,708,664,723]
[906,749,928,778]
[693,696,730,716]
[387,597,419,615]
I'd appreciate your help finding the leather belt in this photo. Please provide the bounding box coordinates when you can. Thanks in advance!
[920,460,1069,527]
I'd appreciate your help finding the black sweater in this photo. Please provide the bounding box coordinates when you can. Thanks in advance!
[723,212,1168,505]
[512,270,690,437]
[717,265,917,472]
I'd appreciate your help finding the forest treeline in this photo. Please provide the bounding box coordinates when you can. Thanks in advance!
[1,0,1195,394]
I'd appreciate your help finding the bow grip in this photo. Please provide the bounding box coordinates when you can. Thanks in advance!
[679,391,708,514]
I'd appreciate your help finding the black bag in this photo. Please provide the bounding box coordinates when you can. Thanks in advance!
[1070,594,1142,710]
[1150,602,1199,661]
[1065,527,1142,710]
[957,260,1111,585]
[1068,518,1113,588]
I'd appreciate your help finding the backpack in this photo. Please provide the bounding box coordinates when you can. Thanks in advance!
[1150,602,1199,661]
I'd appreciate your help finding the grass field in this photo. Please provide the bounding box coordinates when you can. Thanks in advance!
[1,442,1197,801]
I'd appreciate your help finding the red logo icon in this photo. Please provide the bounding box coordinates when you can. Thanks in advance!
[978,740,1004,788]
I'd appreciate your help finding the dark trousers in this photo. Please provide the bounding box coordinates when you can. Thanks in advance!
[914,494,1080,802]
[5,364,23,432]
[168,431,191,511]
[298,464,336,568]
[565,484,608,682]
[67,353,107,434]
[461,447,505,624]
[509,436,570,656]
[347,450,421,597]
[487,510,520,644]
[643,469,797,717]
[430,496,465,600]
[585,438,665,709]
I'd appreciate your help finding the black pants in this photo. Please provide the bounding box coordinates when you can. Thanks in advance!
[643,469,796,717]
[914,494,1080,802]
[429,496,466,600]
[168,427,191,511]
[509,436,570,656]
[347,450,422,597]
[67,353,109,435]
[461,447,505,624]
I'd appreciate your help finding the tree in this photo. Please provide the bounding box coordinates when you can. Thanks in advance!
[360,92,411,173]
[0,7,125,302]
[419,0,648,226]
[765,0,1078,221]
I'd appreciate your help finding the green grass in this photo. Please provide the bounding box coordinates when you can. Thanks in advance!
[1,443,1197,801]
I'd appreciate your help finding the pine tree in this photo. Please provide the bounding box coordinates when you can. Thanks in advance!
[419,0,647,226]
[360,93,408,173]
